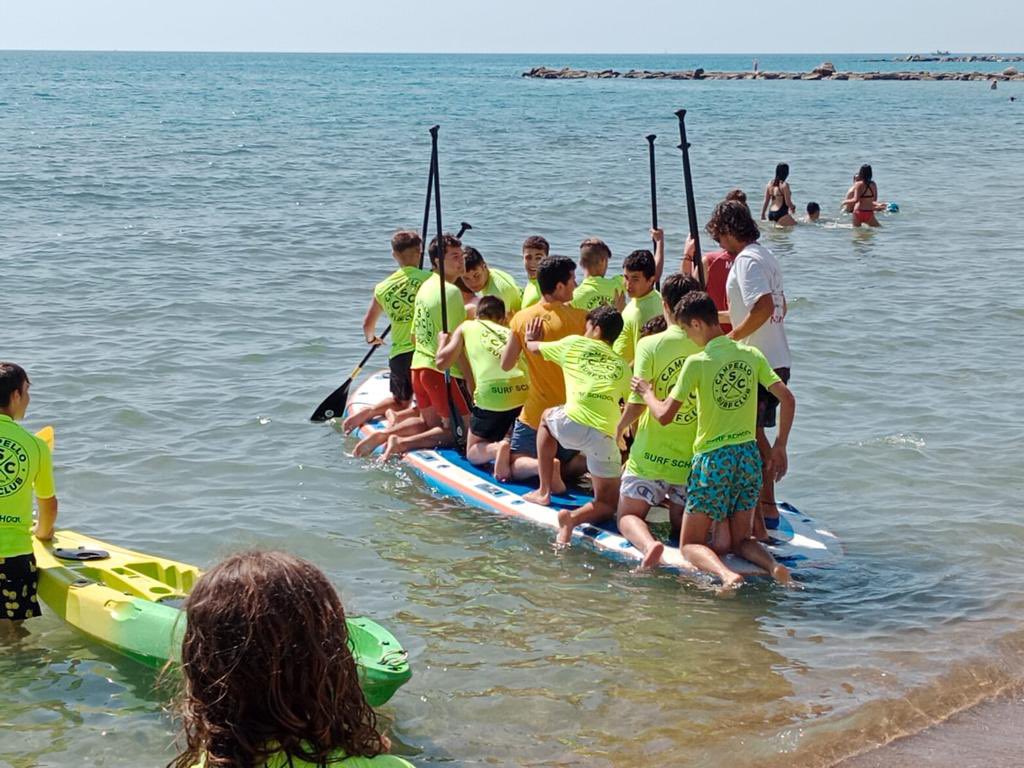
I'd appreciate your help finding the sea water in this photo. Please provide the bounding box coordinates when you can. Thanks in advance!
[2,51,1023,767]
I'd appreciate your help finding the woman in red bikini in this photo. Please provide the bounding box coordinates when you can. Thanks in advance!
[844,164,881,227]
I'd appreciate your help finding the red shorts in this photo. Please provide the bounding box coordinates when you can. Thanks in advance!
[853,209,875,225]
[411,368,470,418]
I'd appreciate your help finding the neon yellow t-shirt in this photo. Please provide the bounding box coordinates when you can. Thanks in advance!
[669,336,782,455]
[373,266,433,358]
[0,415,56,558]
[521,278,541,309]
[538,335,630,437]
[612,289,663,365]
[571,274,625,312]
[625,326,701,482]
[411,273,466,377]
[481,268,522,316]
[461,320,530,411]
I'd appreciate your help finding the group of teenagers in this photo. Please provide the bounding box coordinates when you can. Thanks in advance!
[344,193,797,588]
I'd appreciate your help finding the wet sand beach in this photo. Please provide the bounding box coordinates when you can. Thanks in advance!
[838,690,1024,768]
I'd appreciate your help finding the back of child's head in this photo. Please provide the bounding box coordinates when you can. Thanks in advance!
[806,201,821,216]
[724,188,747,205]
[578,237,611,270]
[522,235,550,255]
[673,291,720,327]
[536,254,576,295]
[171,551,385,768]
[586,305,624,344]
[773,163,790,184]
[706,200,761,244]
[660,272,700,311]
[427,233,463,267]
[640,315,667,338]
[622,249,656,279]
[462,245,486,272]
[390,230,422,254]
[0,362,29,408]
[476,295,506,321]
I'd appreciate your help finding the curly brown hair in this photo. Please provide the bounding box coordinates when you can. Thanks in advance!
[705,200,760,244]
[168,551,386,768]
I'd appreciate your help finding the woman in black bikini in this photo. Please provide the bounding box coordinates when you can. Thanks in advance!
[760,163,797,226]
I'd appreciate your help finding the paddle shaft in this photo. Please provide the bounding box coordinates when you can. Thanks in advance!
[675,109,706,289]
[646,133,659,289]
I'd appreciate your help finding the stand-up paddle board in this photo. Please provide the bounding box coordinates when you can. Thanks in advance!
[342,370,842,578]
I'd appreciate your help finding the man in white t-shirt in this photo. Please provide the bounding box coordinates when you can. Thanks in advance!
[706,200,791,541]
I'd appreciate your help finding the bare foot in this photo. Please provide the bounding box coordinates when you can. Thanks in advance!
[752,503,771,542]
[551,459,567,495]
[493,440,512,482]
[379,435,402,463]
[353,431,387,457]
[523,488,551,506]
[770,563,793,586]
[556,509,574,545]
[720,571,745,590]
[640,541,664,570]
[341,407,370,434]
[384,408,399,427]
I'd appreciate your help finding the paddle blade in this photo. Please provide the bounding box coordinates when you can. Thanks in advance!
[310,380,351,423]
[35,426,55,451]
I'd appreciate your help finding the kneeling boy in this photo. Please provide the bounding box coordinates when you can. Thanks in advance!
[436,296,529,468]
[522,306,630,545]
[632,292,794,587]
[615,273,701,569]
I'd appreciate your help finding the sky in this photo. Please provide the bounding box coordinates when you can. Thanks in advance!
[2,0,1022,54]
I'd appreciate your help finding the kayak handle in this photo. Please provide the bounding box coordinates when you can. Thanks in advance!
[54,547,110,561]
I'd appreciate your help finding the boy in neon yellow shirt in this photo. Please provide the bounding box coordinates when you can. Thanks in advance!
[522,306,630,546]
[632,292,794,587]
[520,235,548,309]
[460,246,521,319]
[612,229,666,365]
[0,363,58,635]
[436,296,529,468]
[571,237,626,311]
[614,273,701,569]
[343,230,432,433]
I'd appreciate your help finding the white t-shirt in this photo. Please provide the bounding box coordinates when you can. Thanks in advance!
[725,241,791,369]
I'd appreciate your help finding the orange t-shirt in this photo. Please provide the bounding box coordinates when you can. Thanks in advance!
[508,300,587,428]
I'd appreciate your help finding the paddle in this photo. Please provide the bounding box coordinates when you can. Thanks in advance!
[646,133,659,289]
[429,125,467,451]
[674,109,706,289]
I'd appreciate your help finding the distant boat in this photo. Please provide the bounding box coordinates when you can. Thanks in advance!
[933,50,951,56]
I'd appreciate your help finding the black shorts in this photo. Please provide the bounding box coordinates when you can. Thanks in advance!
[0,552,42,621]
[388,351,414,403]
[757,367,790,429]
[470,406,521,443]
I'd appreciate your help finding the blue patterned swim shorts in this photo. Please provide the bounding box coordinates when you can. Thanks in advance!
[685,441,762,522]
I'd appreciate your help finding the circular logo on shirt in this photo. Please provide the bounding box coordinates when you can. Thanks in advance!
[0,438,30,497]
[580,348,626,382]
[713,361,754,410]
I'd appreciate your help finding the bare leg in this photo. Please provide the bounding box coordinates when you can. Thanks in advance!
[493,440,512,482]
[379,423,452,462]
[753,426,776,541]
[354,413,427,457]
[680,512,744,588]
[557,474,619,545]
[616,495,663,569]
[342,396,401,433]
[0,619,28,642]
[466,432,503,467]
[523,420,558,506]
[710,520,732,556]
[386,404,418,426]
[729,509,791,585]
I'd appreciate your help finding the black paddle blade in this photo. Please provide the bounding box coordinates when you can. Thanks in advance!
[310,380,351,423]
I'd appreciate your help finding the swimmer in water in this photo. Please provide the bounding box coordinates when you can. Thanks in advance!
[843,165,881,228]
[761,164,797,227]
[805,202,821,223]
